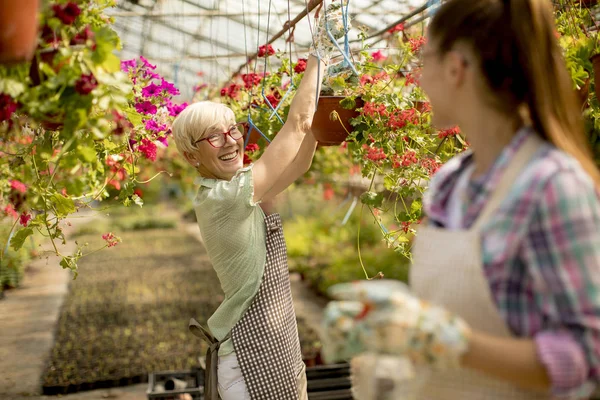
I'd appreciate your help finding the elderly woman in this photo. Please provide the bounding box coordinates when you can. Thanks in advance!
[171,6,348,398]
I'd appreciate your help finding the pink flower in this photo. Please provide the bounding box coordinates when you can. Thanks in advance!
[363,146,387,163]
[294,58,307,74]
[52,2,81,25]
[144,119,167,133]
[387,23,405,34]
[3,204,18,219]
[420,157,440,176]
[409,36,427,53]
[258,44,275,57]
[156,136,169,147]
[438,126,461,139]
[121,59,137,72]
[361,102,388,118]
[75,73,98,95]
[10,180,27,194]
[265,94,280,108]
[141,83,161,98]
[323,184,335,201]
[19,213,32,227]
[241,73,263,89]
[167,102,188,117]
[101,232,120,248]
[0,94,18,122]
[139,56,156,70]
[160,79,179,96]
[371,50,387,62]
[138,138,157,161]
[70,25,95,46]
[135,101,157,115]
[360,75,374,86]
[220,84,240,99]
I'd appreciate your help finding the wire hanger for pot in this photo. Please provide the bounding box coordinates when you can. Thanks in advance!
[240,0,272,146]
[266,0,297,122]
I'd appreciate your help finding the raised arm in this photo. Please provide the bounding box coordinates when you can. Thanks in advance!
[260,131,318,203]
[251,55,324,203]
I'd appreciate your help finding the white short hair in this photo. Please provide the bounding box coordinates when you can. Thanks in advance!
[171,101,236,157]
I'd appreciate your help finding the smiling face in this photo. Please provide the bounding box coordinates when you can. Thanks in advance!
[172,101,246,182]
[193,122,244,180]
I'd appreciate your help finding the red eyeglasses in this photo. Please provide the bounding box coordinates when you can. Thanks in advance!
[193,123,246,148]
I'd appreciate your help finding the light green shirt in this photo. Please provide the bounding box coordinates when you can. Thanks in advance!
[193,166,266,355]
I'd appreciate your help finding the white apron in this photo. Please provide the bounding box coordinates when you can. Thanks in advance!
[410,134,552,399]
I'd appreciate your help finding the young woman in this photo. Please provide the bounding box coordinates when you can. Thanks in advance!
[172,6,347,399]
[322,0,600,398]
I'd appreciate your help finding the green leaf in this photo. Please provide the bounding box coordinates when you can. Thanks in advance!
[78,146,97,163]
[124,108,142,127]
[340,97,356,110]
[10,228,33,251]
[101,53,121,72]
[410,199,423,218]
[91,27,120,65]
[360,191,384,208]
[0,78,26,97]
[50,193,76,216]
[383,176,396,191]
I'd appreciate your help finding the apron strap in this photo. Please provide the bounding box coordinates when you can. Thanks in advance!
[188,318,232,400]
[472,133,544,231]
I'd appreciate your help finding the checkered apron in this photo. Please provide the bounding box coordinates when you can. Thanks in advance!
[231,213,304,399]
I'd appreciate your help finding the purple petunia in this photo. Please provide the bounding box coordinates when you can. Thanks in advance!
[157,136,169,147]
[167,102,188,117]
[141,83,161,98]
[160,79,179,96]
[121,59,137,72]
[139,56,156,70]
[135,101,157,115]
[144,119,168,133]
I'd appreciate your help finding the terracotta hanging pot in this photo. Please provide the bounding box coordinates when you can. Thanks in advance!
[245,129,262,145]
[0,0,40,64]
[311,96,364,146]
[591,54,600,101]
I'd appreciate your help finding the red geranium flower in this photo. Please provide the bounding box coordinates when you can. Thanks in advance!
[258,44,275,57]
[52,2,81,25]
[75,73,98,95]
[294,58,307,74]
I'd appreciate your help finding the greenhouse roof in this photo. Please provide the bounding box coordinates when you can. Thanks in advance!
[108,0,437,100]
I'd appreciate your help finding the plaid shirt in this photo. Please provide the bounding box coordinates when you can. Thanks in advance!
[423,128,600,398]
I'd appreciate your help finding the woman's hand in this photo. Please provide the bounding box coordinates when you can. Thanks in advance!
[321,280,471,370]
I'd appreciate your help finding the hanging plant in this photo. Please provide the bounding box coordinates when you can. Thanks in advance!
[0,1,187,276]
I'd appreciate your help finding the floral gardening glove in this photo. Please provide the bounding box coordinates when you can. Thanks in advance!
[310,1,351,65]
[321,280,471,370]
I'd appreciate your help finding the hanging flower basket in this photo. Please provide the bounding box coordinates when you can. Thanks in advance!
[0,0,40,64]
[312,96,364,146]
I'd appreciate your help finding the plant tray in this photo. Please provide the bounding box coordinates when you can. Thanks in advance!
[147,368,204,400]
